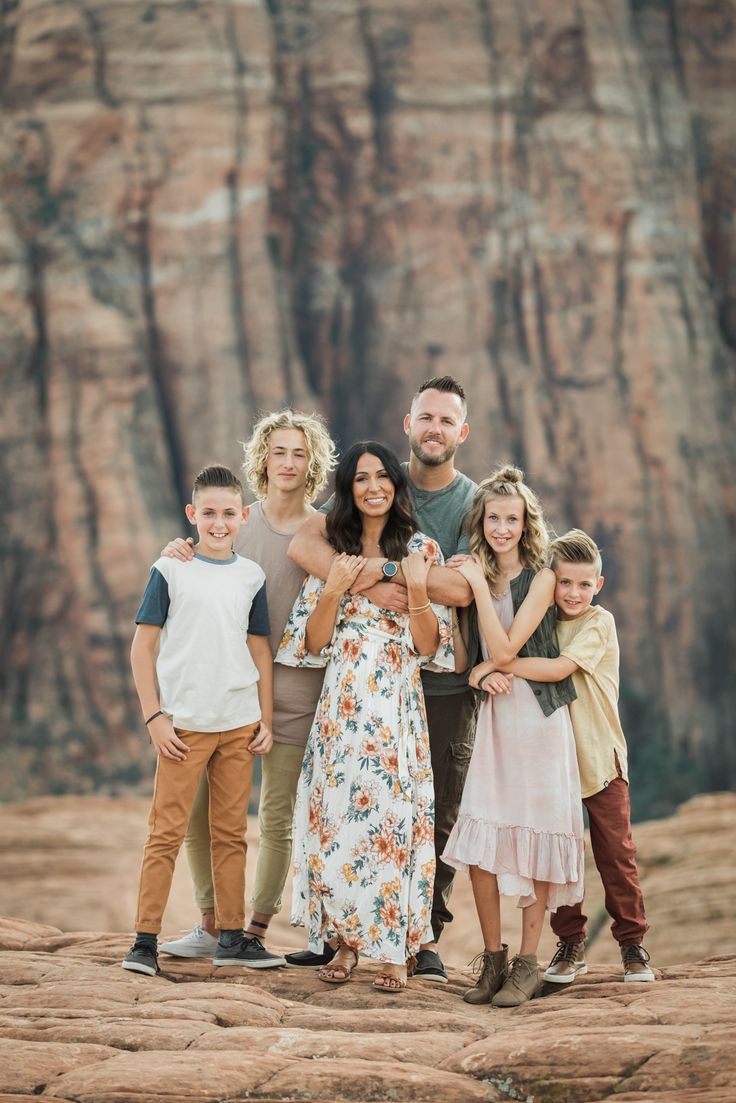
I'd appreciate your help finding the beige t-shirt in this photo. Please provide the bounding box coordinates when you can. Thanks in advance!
[234,502,324,746]
[556,605,629,799]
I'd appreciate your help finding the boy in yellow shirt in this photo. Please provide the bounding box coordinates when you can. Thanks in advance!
[487,529,654,983]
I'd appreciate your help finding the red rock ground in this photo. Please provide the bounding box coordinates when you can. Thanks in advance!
[0,917,734,1102]
[1,793,734,1101]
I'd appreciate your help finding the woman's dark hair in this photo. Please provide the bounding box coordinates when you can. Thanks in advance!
[326,441,416,561]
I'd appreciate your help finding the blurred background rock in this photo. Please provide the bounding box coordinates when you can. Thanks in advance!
[1,0,735,816]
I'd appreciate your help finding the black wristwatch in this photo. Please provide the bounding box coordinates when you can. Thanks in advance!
[382,560,399,581]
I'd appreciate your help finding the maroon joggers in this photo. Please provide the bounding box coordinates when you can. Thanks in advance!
[551,776,648,946]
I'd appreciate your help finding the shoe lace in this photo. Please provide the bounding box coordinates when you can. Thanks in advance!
[549,940,581,966]
[467,951,487,975]
[244,934,266,951]
[622,943,650,966]
[508,955,536,985]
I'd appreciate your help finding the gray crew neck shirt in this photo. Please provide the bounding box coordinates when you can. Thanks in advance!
[401,463,477,697]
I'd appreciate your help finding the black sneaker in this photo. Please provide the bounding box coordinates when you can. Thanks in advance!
[413,948,448,983]
[121,940,159,976]
[284,944,337,968]
[212,934,286,969]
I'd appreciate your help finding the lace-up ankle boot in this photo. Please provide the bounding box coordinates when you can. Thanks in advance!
[492,953,544,1007]
[463,945,509,1004]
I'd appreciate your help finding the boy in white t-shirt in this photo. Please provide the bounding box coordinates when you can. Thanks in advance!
[122,465,276,976]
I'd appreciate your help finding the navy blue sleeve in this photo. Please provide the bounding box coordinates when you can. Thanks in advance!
[135,567,170,626]
[247,582,270,637]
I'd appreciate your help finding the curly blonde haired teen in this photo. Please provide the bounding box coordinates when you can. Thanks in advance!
[242,411,336,503]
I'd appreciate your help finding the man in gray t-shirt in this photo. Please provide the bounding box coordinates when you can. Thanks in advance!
[289,376,478,982]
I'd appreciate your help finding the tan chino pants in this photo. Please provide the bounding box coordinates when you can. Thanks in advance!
[135,724,257,934]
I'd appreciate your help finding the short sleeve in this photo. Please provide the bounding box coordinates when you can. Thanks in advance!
[135,567,170,626]
[559,618,610,675]
[247,582,270,637]
[406,532,455,673]
[275,574,332,668]
[454,523,471,555]
[318,493,335,515]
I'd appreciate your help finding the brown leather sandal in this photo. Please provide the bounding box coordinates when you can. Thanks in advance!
[318,945,358,985]
[373,968,407,992]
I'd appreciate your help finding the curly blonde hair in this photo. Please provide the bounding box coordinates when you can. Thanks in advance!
[241,410,336,503]
[467,464,550,590]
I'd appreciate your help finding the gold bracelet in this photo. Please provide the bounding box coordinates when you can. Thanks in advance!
[408,600,432,614]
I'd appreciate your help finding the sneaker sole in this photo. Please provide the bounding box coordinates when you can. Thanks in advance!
[121,961,158,976]
[159,947,214,959]
[543,965,588,984]
[413,972,449,984]
[212,957,286,969]
[624,972,655,982]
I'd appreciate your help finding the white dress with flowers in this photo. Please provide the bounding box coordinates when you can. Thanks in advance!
[276,532,455,964]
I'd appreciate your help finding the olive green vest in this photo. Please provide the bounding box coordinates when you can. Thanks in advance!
[510,568,576,717]
[467,568,576,717]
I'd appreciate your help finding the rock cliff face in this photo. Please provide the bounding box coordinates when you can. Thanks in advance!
[1,1,735,798]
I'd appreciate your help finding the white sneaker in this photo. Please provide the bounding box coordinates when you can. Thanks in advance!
[159,924,219,958]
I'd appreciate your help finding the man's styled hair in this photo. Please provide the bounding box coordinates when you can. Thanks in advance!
[192,465,244,502]
[241,410,337,503]
[550,528,603,577]
[411,376,467,418]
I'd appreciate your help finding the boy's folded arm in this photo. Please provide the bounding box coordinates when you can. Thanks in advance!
[499,654,579,682]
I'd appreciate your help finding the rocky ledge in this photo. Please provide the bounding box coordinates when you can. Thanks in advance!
[0,917,734,1103]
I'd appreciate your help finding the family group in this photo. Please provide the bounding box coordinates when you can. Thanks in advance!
[121,376,654,1006]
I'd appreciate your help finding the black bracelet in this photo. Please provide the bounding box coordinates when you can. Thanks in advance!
[145,709,165,725]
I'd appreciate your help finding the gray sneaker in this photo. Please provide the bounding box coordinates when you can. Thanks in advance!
[122,940,159,976]
[412,949,448,983]
[160,924,219,958]
[213,934,286,969]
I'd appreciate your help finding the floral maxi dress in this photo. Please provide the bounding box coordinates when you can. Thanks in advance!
[276,533,455,965]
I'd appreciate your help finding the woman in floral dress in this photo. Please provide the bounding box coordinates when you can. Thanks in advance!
[277,442,455,991]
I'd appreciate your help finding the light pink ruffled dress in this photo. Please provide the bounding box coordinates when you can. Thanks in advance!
[442,590,584,911]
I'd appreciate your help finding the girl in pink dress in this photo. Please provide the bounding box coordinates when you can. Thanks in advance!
[443,465,583,1007]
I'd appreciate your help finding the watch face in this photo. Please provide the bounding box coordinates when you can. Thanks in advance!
[383,561,398,579]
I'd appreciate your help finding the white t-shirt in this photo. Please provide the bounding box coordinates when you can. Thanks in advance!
[135,552,269,732]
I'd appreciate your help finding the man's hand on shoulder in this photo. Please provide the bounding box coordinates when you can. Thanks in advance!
[161,537,196,561]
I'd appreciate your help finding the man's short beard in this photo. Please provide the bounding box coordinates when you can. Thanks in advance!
[409,437,458,467]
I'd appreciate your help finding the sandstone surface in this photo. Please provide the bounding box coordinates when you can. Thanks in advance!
[1,0,735,803]
[2,792,734,972]
[0,916,734,1102]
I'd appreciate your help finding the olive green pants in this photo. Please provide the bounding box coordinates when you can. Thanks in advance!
[184,740,305,915]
